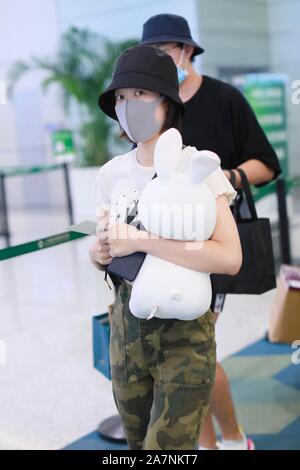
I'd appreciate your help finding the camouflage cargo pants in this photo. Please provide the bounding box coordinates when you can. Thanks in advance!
[109,280,216,450]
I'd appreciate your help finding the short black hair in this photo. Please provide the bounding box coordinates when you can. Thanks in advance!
[176,42,196,63]
[160,96,183,134]
[148,41,196,62]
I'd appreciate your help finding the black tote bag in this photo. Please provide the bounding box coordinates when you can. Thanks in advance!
[210,168,276,294]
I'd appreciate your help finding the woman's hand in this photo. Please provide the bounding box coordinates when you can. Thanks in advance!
[89,237,112,270]
[89,208,112,270]
[107,223,146,257]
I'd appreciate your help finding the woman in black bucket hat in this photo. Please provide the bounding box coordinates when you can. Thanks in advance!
[98,45,185,120]
[90,45,241,450]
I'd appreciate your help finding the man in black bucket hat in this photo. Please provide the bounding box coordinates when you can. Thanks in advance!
[139,13,281,451]
[140,13,204,57]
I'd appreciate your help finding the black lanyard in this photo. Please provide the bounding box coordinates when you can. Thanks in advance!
[125,172,157,229]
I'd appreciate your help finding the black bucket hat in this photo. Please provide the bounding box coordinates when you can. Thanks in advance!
[98,45,185,121]
[140,14,204,57]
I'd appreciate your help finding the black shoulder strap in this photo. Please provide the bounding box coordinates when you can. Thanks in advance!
[236,168,257,220]
[104,269,122,291]
[228,170,237,188]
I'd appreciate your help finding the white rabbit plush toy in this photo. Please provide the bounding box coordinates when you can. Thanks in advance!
[129,128,221,321]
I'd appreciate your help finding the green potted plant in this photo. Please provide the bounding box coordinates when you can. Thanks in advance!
[8,26,137,220]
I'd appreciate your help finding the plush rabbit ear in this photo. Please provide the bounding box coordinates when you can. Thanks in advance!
[189,150,220,184]
[154,128,182,180]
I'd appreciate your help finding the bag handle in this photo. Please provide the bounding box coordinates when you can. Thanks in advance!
[236,168,258,220]
[228,169,237,188]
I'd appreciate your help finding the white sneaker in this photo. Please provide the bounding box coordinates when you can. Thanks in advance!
[217,429,255,450]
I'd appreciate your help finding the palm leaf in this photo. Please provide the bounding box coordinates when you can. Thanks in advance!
[7,26,138,166]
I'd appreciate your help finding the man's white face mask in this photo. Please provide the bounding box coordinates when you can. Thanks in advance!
[115,96,164,143]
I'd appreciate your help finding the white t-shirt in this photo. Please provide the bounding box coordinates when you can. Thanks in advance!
[94,146,237,226]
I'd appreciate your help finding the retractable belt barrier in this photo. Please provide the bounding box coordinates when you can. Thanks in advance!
[0,231,87,261]
[1,175,300,263]
[0,162,74,248]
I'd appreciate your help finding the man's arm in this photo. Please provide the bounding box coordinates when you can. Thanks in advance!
[224,159,275,189]
[226,85,281,187]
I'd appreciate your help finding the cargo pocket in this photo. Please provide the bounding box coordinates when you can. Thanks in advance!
[194,309,216,385]
[109,285,128,383]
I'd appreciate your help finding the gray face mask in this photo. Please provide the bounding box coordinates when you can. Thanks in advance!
[115,96,164,143]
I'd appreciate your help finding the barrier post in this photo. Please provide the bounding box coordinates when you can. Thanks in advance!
[0,173,10,247]
[62,163,74,226]
[276,177,291,265]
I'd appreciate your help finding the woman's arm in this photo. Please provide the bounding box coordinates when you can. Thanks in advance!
[135,195,242,275]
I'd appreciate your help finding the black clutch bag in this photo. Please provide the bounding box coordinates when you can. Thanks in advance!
[106,244,147,283]
[105,172,157,286]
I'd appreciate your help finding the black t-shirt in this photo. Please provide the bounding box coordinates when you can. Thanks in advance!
[182,75,282,187]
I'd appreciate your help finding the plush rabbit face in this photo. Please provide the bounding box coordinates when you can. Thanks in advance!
[138,128,220,241]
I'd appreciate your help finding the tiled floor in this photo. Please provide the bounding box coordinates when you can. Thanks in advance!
[0,209,297,449]
[63,338,300,450]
